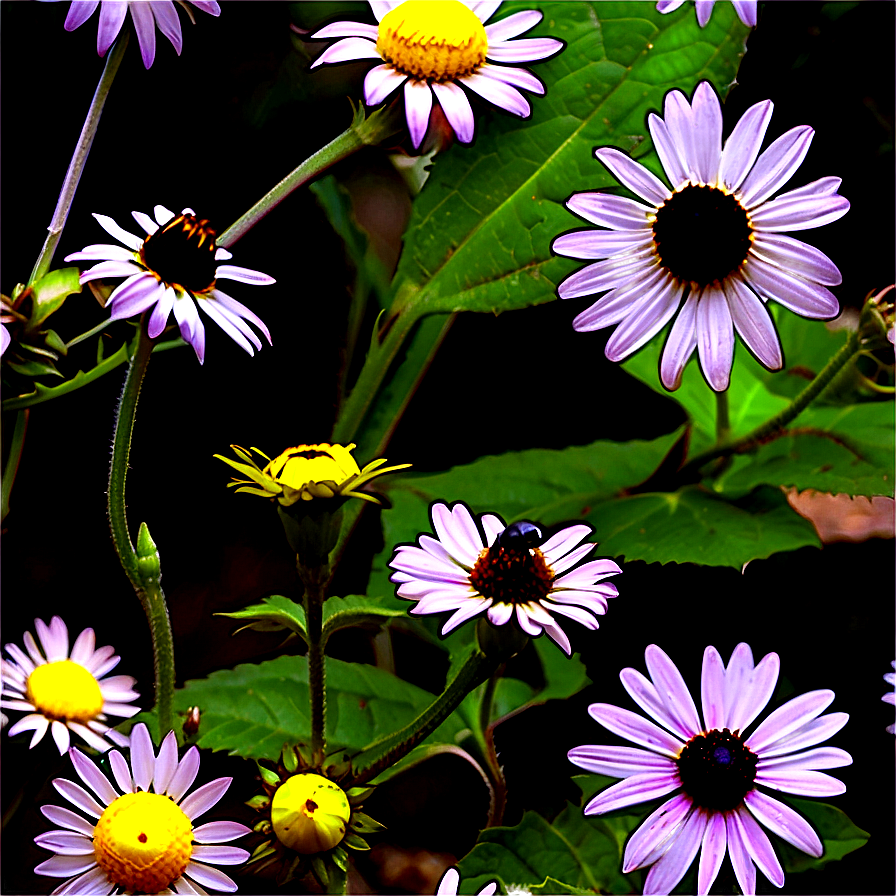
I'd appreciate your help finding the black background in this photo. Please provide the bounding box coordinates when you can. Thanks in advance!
[1,2,893,894]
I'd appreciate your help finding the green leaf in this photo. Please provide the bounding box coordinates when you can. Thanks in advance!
[216,594,307,639]
[776,796,870,872]
[172,655,465,760]
[456,787,642,895]
[321,594,406,645]
[531,637,589,703]
[6,358,63,378]
[29,267,82,326]
[381,428,685,554]
[585,484,820,566]
[718,401,895,498]
[393,2,749,318]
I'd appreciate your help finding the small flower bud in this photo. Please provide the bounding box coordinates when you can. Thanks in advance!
[271,773,350,855]
[136,522,161,585]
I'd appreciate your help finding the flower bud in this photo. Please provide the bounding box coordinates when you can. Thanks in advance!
[271,773,350,855]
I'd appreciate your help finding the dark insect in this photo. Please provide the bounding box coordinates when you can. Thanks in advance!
[497,520,544,549]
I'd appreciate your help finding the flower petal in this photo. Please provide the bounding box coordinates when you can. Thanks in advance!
[596,147,670,206]
[743,789,822,856]
[739,125,814,208]
[431,80,475,144]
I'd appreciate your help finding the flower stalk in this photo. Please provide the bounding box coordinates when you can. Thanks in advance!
[107,320,176,736]
[349,648,498,787]
[28,35,129,287]
[300,566,329,759]
[218,102,403,250]
[682,326,865,479]
[1,409,28,522]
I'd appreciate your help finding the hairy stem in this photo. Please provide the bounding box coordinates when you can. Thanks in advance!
[479,669,508,826]
[29,36,128,286]
[303,572,327,758]
[107,322,176,735]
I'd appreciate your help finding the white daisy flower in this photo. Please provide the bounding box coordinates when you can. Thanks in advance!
[2,616,139,754]
[389,501,621,655]
[657,0,757,28]
[569,643,852,895]
[65,205,275,364]
[35,722,250,894]
[554,81,849,391]
[42,0,221,68]
[309,1,563,149]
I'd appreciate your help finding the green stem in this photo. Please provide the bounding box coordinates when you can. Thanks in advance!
[1,410,29,522]
[349,648,498,787]
[28,35,128,287]
[108,322,176,736]
[217,103,402,250]
[331,307,422,444]
[681,328,862,478]
[303,572,327,758]
[715,390,731,447]
[2,337,184,412]
[479,669,508,826]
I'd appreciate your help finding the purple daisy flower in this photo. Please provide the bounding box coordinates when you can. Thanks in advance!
[553,81,849,391]
[388,501,621,655]
[309,1,563,149]
[42,0,221,68]
[568,643,852,895]
[437,867,498,896]
[2,616,139,754]
[35,722,250,894]
[65,205,274,364]
[657,0,757,28]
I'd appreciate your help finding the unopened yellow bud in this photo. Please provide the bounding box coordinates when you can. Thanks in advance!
[271,773,350,854]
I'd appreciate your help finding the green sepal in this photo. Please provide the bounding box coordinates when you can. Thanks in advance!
[330,847,348,872]
[283,746,299,773]
[349,812,387,834]
[345,786,375,805]
[216,594,307,641]
[42,329,67,356]
[311,856,329,886]
[245,794,270,811]
[258,764,281,787]
[341,831,370,851]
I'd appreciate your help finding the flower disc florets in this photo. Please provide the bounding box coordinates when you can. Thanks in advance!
[469,541,554,605]
[652,184,753,285]
[26,660,104,723]
[93,792,193,892]
[377,1,488,81]
[140,211,219,293]
[676,727,758,811]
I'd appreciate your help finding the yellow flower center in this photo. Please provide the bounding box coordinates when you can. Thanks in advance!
[377,0,488,81]
[26,660,104,723]
[94,792,193,893]
[271,773,350,855]
[264,443,361,491]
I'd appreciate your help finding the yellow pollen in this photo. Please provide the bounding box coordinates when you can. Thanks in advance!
[26,660,104,723]
[94,792,193,893]
[264,443,361,491]
[377,0,488,81]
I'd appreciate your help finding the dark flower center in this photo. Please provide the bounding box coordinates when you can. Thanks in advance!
[140,213,218,293]
[652,185,752,286]
[676,727,758,811]
[469,543,553,605]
